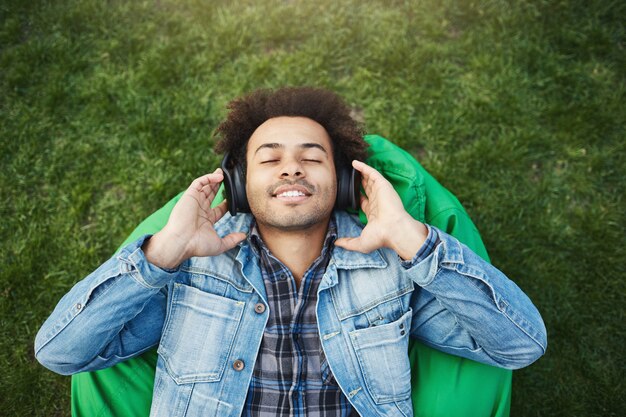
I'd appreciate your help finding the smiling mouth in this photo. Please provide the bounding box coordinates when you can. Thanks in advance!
[276,190,307,198]
[273,191,311,203]
[270,182,314,201]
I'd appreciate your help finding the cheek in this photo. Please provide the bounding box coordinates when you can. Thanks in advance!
[245,174,268,204]
[317,172,338,202]
[323,170,338,193]
[245,181,260,200]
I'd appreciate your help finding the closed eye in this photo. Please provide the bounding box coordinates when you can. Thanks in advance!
[260,160,279,164]
[303,159,321,163]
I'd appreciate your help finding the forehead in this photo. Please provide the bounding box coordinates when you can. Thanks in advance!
[247,116,333,156]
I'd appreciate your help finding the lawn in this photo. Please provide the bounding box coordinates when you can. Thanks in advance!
[1,0,624,415]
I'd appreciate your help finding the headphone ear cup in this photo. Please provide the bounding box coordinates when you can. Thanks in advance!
[335,164,360,211]
[348,168,361,211]
[221,152,250,216]
[232,164,250,214]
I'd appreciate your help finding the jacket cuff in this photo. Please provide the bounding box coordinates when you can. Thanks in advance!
[117,234,181,288]
[399,224,441,269]
[402,226,464,286]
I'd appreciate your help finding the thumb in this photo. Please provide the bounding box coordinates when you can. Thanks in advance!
[219,232,247,253]
[335,237,370,254]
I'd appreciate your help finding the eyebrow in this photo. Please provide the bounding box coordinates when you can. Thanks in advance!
[254,142,328,155]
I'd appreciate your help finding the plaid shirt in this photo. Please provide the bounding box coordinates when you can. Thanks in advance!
[242,217,439,417]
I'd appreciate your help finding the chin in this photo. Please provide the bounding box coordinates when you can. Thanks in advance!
[253,208,333,231]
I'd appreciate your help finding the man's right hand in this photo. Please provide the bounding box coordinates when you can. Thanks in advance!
[142,168,247,269]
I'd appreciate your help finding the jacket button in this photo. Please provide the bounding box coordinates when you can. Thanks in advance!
[233,359,245,371]
[254,303,266,314]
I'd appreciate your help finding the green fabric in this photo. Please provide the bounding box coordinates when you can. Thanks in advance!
[71,134,511,417]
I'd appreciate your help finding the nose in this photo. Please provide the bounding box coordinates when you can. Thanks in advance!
[280,159,304,178]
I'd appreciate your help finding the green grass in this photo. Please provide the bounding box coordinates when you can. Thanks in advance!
[1,0,624,415]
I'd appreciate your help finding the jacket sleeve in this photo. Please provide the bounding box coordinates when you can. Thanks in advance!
[407,225,547,370]
[34,235,178,375]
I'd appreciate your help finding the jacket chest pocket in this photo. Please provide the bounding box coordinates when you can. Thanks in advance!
[158,283,245,384]
[349,309,413,404]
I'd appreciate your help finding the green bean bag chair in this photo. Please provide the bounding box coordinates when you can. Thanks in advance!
[71,135,512,417]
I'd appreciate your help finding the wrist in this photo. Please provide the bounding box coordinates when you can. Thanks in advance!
[142,231,187,270]
[387,215,428,261]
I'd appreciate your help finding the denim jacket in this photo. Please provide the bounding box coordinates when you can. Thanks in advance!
[35,210,546,417]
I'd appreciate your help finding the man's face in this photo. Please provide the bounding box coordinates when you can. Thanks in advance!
[245,116,337,231]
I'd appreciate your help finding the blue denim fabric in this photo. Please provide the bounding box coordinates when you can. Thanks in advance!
[35,211,546,417]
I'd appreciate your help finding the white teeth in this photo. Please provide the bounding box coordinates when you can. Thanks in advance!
[277,190,306,197]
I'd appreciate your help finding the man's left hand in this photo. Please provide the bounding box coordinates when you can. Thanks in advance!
[335,160,429,260]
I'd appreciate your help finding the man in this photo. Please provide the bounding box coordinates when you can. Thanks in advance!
[36,87,547,417]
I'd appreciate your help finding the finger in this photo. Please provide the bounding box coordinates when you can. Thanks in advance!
[352,160,385,182]
[200,183,219,200]
[210,200,229,222]
[191,170,224,191]
[206,178,223,195]
[353,161,386,195]
[359,195,370,216]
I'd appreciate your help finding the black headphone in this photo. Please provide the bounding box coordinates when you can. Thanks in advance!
[220,151,361,216]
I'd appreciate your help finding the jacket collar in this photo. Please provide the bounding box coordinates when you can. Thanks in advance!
[186,211,389,299]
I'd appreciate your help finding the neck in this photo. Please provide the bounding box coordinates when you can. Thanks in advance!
[256,217,331,286]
